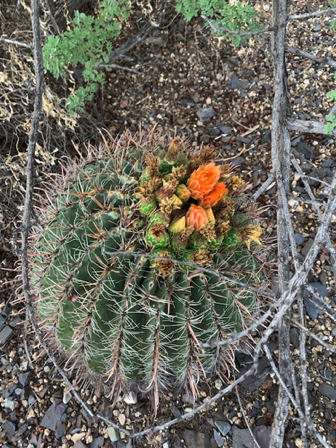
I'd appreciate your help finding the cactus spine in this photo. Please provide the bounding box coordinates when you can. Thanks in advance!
[31,134,263,405]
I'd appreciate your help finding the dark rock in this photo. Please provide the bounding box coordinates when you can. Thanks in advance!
[313,23,322,32]
[171,406,181,418]
[301,238,314,257]
[201,135,210,144]
[213,429,224,446]
[309,281,330,298]
[261,130,271,144]
[0,326,13,345]
[318,383,336,401]
[229,57,239,66]
[304,297,320,319]
[232,427,253,448]
[231,157,244,167]
[239,357,271,392]
[229,75,247,90]
[290,328,300,349]
[254,426,272,448]
[40,403,67,436]
[88,436,105,448]
[2,420,16,438]
[182,429,211,448]
[181,98,196,108]
[322,158,335,168]
[297,141,314,160]
[236,136,251,144]
[19,372,30,387]
[295,97,303,104]
[219,125,232,135]
[294,234,305,245]
[211,128,221,137]
[196,108,216,123]
[0,315,5,332]
[215,421,231,437]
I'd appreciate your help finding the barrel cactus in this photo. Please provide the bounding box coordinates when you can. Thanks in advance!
[31,133,263,407]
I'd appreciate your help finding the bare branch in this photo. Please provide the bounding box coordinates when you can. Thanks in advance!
[250,174,275,202]
[291,156,336,283]
[286,46,336,68]
[288,7,336,21]
[287,118,336,136]
[0,36,32,49]
[263,345,330,448]
[130,365,256,439]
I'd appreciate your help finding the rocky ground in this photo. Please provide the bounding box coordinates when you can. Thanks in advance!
[0,0,336,447]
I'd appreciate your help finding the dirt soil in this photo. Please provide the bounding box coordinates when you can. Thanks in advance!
[0,0,336,447]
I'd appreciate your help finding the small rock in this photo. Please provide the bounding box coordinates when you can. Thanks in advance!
[228,75,247,90]
[211,128,221,136]
[231,157,244,167]
[171,406,181,418]
[309,281,329,298]
[14,388,22,396]
[40,403,67,432]
[301,238,314,257]
[163,443,169,448]
[214,379,222,390]
[313,23,322,32]
[236,136,251,144]
[63,389,72,404]
[261,130,271,144]
[196,108,216,123]
[0,326,13,345]
[215,421,231,437]
[181,98,195,108]
[118,413,126,426]
[322,159,335,168]
[71,432,86,443]
[232,427,253,448]
[294,234,305,245]
[0,315,5,332]
[201,135,210,144]
[213,429,224,447]
[182,429,211,448]
[2,420,16,438]
[123,391,137,405]
[88,436,105,448]
[219,125,232,135]
[107,427,120,443]
[318,383,336,401]
[304,297,319,319]
[19,372,30,386]
[3,399,15,411]
[73,443,86,448]
[297,141,314,160]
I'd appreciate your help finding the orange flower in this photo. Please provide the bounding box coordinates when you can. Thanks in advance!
[186,204,208,231]
[187,162,221,200]
[200,182,228,208]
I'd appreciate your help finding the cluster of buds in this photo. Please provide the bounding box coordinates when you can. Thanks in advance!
[137,139,262,275]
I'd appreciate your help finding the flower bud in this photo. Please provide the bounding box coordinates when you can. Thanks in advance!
[175,184,191,202]
[185,204,208,231]
[169,216,186,234]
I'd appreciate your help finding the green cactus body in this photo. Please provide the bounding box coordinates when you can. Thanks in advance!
[32,138,264,405]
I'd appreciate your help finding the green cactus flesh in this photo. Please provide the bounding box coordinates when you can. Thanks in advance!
[33,148,262,395]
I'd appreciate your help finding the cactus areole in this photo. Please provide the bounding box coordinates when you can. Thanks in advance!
[31,135,263,405]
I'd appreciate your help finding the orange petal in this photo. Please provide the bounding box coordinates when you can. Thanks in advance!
[200,182,228,208]
[187,162,221,200]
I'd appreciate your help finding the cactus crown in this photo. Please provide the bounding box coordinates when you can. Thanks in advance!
[31,134,264,409]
